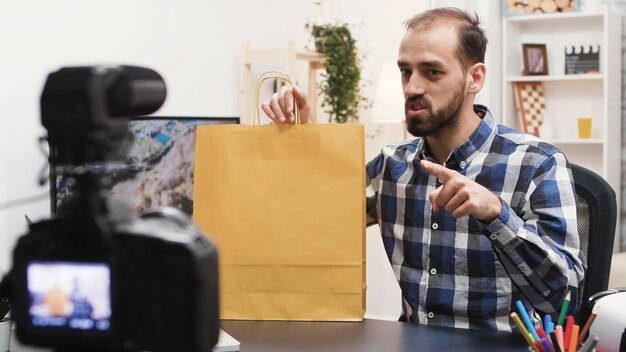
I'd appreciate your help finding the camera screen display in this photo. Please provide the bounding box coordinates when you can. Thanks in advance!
[26,261,111,332]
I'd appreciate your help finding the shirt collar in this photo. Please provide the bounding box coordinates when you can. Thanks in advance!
[416,104,496,170]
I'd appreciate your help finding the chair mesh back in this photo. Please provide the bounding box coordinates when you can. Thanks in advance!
[575,192,591,259]
[566,164,614,322]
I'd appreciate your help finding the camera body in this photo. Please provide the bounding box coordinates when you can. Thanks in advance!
[11,199,219,352]
[5,66,220,351]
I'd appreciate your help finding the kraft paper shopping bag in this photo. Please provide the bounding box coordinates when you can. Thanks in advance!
[193,71,365,321]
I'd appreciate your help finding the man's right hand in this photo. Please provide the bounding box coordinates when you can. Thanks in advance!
[261,84,311,124]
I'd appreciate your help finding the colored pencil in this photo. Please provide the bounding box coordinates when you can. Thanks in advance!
[544,314,552,333]
[540,337,556,352]
[578,304,599,342]
[516,300,540,341]
[511,312,537,350]
[546,321,555,335]
[534,340,547,352]
[568,324,579,352]
[537,327,549,341]
[578,334,599,352]
[557,290,571,326]
[555,325,565,351]
[550,331,563,352]
[564,316,574,350]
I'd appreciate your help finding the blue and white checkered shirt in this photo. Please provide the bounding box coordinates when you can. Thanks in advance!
[366,105,586,331]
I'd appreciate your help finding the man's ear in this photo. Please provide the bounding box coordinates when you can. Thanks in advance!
[467,62,486,94]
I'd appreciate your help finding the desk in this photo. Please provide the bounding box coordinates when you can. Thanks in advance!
[221,319,530,352]
[10,319,530,351]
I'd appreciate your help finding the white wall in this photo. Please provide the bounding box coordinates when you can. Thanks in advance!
[0,0,498,320]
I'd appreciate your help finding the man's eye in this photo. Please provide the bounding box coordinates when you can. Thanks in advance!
[428,69,442,76]
[400,69,411,76]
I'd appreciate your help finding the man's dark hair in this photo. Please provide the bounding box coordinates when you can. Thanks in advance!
[404,7,488,69]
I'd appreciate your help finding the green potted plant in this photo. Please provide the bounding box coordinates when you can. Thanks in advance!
[306,21,366,123]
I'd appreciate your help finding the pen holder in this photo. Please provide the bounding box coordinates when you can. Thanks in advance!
[0,318,11,352]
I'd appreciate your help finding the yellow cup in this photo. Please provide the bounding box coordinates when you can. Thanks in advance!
[578,117,592,139]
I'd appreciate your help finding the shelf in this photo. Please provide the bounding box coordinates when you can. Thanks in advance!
[505,11,605,23]
[506,74,603,82]
[502,9,622,253]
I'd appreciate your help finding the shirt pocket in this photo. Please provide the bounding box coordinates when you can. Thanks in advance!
[454,236,506,292]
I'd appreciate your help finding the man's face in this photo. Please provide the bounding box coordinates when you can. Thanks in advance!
[398,24,469,137]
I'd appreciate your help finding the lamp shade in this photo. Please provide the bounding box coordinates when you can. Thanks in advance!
[371,60,405,123]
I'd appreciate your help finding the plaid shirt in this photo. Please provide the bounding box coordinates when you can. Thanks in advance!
[366,105,586,331]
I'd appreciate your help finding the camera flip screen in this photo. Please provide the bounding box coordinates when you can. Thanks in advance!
[26,261,111,332]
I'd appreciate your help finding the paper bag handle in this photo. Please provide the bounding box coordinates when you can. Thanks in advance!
[254,70,301,125]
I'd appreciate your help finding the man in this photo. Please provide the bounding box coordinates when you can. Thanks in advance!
[261,7,585,331]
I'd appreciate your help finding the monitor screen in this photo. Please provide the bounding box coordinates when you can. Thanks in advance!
[51,116,239,215]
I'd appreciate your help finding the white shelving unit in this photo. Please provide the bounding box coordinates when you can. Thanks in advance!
[502,10,622,253]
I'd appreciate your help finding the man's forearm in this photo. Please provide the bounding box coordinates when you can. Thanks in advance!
[484,200,584,314]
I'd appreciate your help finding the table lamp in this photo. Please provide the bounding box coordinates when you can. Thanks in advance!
[371,60,407,139]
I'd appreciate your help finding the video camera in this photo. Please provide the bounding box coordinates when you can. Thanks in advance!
[0,66,220,352]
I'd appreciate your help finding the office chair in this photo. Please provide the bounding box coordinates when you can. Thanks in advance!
[570,163,617,323]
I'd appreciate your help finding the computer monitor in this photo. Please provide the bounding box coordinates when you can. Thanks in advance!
[50,116,239,215]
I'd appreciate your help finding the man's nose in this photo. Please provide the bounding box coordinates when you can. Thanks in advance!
[404,74,426,97]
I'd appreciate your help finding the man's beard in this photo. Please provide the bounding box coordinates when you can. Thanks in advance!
[405,83,465,137]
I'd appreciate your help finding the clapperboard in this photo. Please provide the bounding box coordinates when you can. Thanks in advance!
[565,45,600,74]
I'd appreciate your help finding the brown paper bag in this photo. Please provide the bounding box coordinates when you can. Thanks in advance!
[192,71,365,321]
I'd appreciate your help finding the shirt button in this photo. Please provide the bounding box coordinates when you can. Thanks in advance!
[459,160,467,168]
[432,222,439,230]
[490,233,498,240]
[519,264,531,275]
[427,312,435,319]
[430,268,437,275]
